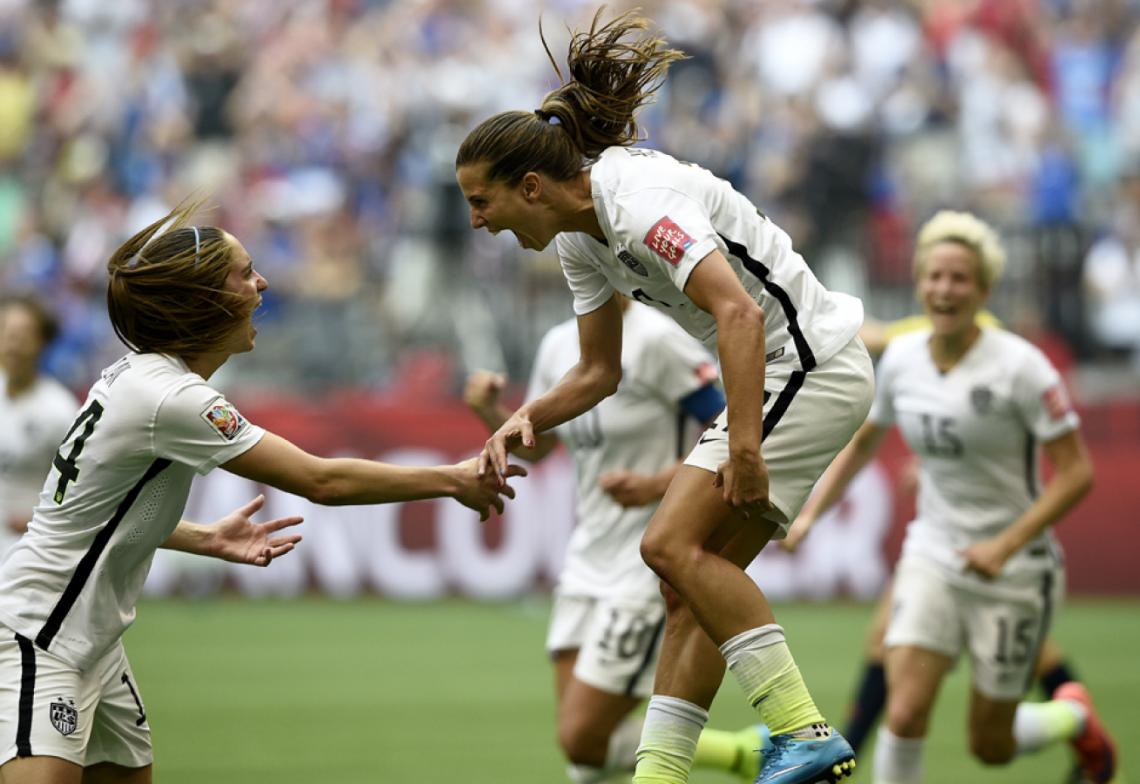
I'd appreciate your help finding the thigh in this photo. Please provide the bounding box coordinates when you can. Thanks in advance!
[0,756,83,784]
[81,763,151,784]
[83,644,150,770]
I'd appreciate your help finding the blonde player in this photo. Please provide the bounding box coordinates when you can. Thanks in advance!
[467,297,767,783]
[0,202,523,784]
[789,211,1115,783]
[456,10,872,783]
[0,296,79,557]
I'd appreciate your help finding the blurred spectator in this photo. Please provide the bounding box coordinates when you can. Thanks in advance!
[1082,162,1140,366]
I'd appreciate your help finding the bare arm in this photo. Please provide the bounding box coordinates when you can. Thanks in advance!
[782,420,889,551]
[479,294,624,477]
[463,371,560,463]
[683,250,769,516]
[962,429,1094,578]
[222,433,524,521]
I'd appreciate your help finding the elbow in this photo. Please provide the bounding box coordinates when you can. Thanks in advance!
[717,299,764,330]
[598,366,622,398]
[1073,462,1095,500]
[299,463,342,506]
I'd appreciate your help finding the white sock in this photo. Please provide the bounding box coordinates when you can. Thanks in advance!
[873,726,924,784]
[605,716,644,770]
[1014,699,1086,753]
[634,695,709,782]
[567,763,609,784]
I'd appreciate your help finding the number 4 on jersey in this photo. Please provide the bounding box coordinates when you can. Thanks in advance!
[52,400,104,503]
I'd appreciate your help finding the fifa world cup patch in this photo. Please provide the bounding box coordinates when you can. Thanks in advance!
[49,696,78,736]
[1041,384,1072,420]
[200,400,249,441]
[643,216,695,265]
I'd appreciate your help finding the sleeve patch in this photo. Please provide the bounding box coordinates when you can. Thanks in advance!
[644,216,696,265]
[200,400,249,441]
[1041,384,1072,420]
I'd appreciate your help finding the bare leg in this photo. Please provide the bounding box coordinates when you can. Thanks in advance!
[82,764,152,784]
[1,757,83,784]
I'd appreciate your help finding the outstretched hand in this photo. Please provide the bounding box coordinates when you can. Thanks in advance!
[210,494,304,567]
[454,457,527,521]
[478,410,535,479]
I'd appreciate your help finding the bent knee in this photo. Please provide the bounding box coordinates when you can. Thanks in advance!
[558,718,611,766]
[969,734,1016,766]
[884,699,931,738]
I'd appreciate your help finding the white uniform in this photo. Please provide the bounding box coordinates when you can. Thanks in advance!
[0,353,264,767]
[556,146,873,527]
[537,304,719,696]
[872,328,1076,699]
[0,372,79,558]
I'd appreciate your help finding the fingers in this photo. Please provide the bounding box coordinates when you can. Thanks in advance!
[239,494,266,516]
[519,420,536,450]
[499,483,516,500]
[262,515,304,533]
[502,464,528,479]
[477,447,492,477]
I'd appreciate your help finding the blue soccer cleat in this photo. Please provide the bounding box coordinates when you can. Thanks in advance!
[732,724,773,781]
[753,725,856,784]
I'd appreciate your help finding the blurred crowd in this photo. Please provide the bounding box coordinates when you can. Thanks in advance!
[1,0,1139,397]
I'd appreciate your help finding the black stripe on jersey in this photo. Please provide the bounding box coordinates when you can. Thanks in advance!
[624,616,665,697]
[35,458,173,651]
[15,634,35,757]
[719,234,817,371]
[674,410,686,458]
[1024,430,1039,498]
[1023,570,1055,694]
[762,371,806,441]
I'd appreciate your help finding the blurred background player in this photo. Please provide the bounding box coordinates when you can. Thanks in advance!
[0,294,79,558]
[786,211,1116,783]
[0,202,523,784]
[457,10,872,783]
[787,307,1098,772]
[466,295,767,783]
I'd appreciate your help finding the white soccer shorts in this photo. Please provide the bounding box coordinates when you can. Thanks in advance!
[684,336,874,534]
[546,591,665,698]
[884,554,1065,700]
[0,630,152,769]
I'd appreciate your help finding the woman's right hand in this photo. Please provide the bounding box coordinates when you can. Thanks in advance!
[478,409,536,479]
[451,457,527,520]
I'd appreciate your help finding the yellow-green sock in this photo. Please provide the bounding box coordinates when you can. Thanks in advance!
[633,695,708,784]
[694,725,766,779]
[720,624,825,736]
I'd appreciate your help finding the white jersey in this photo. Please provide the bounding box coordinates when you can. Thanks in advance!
[556,146,863,374]
[528,304,719,600]
[0,354,264,669]
[869,328,1078,579]
[0,372,79,556]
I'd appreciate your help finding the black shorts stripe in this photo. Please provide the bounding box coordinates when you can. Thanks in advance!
[1024,570,1056,694]
[762,371,806,441]
[624,617,666,698]
[36,458,173,651]
[719,234,817,371]
[15,634,35,757]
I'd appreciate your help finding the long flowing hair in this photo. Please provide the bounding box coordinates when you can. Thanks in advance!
[456,8,686,184]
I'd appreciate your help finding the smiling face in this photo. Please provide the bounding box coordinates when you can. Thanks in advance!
[219,232,267,354]
[456,163,553,251]
[917,240,989,338]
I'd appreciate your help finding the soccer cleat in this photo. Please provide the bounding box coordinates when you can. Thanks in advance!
[730,724,773,781]
[1055,682,1117,784]
[753,726,856,784]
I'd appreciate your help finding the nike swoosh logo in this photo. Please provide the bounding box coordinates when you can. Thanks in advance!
[698,434,726,445]
[767,762,810,780]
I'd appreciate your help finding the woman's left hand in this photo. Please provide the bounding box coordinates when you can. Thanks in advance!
[960,537,1013,580]
[210,494,304,567]
[714,451,772,520]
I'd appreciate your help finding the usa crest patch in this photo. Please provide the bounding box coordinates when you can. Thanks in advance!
[50,697,78,736]
[643,216,695,265]
[1041,384,1071,420]
[201,400,248,441]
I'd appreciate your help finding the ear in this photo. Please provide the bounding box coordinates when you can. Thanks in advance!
[521,172,543,202]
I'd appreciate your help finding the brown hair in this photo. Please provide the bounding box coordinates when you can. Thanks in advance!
[455,8,685,184]
[0,293,60,347]
[106,199,254,358]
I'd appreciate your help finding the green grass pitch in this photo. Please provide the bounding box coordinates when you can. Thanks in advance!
[126,597,1136,783]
